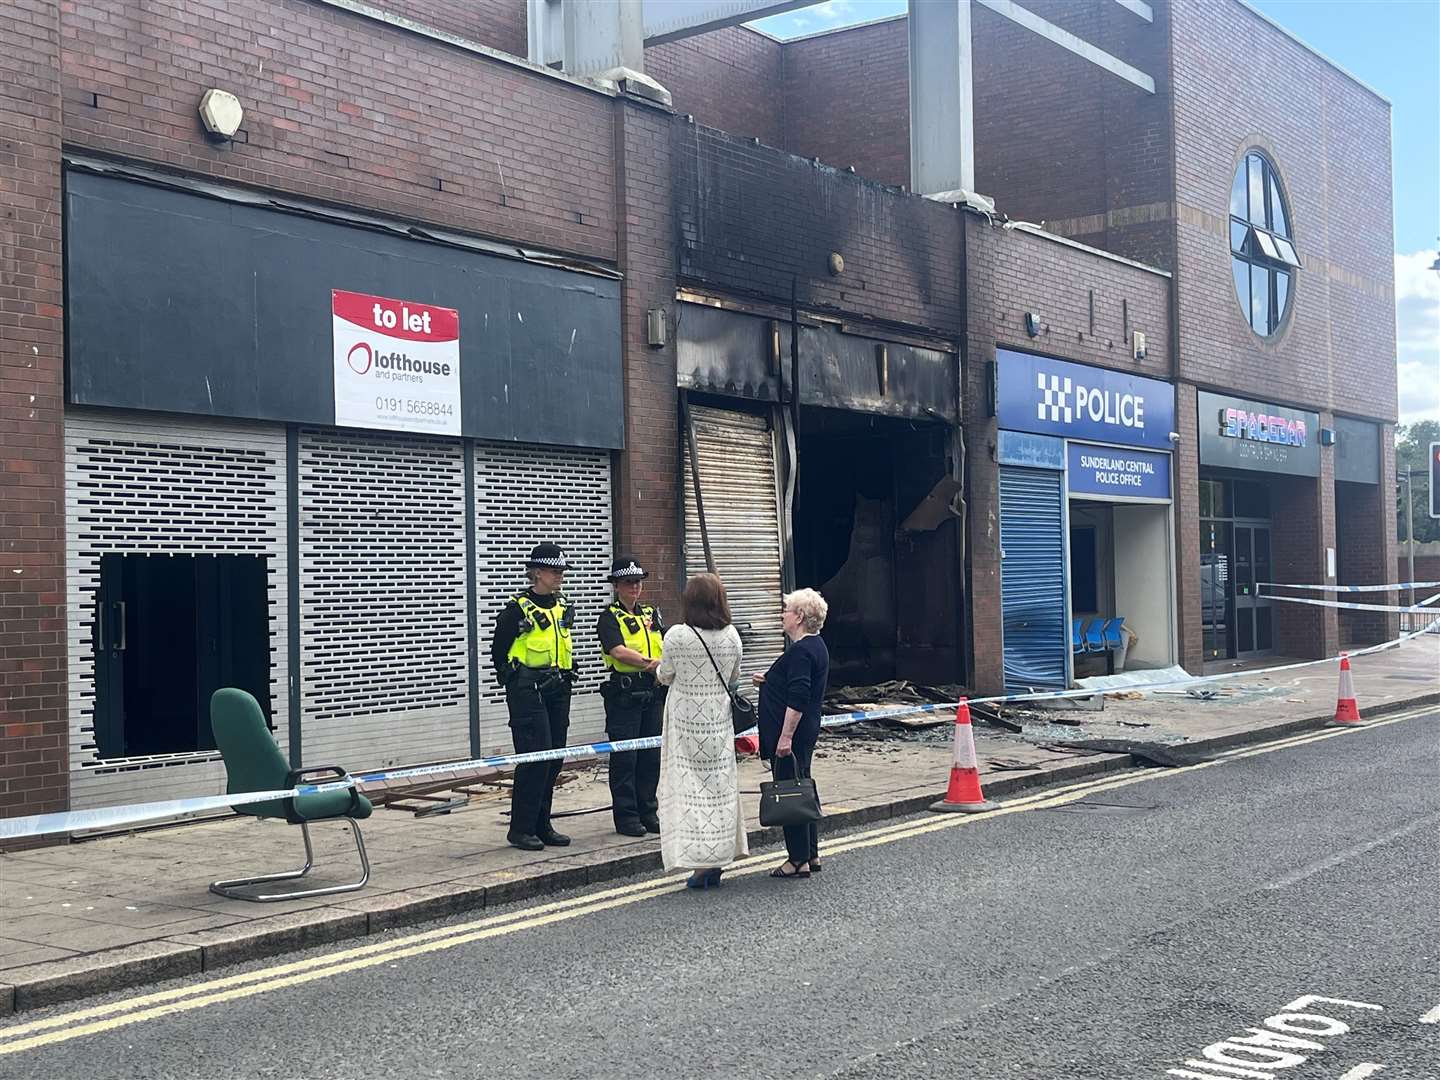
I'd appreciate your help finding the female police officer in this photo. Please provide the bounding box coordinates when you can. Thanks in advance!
[491,542,576,852]
[597,557,665,837]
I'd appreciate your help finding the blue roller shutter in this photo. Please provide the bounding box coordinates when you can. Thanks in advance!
[999,466,1067,693]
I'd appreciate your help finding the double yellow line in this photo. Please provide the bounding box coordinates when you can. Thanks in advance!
[0,706,1431,1057]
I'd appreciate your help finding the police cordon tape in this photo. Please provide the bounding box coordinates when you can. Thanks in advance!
[1259,591,1440,614]
[1259,579,1440,593]
[3,610,1438,844]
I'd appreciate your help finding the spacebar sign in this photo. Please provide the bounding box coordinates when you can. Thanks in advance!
[1066,442,1171,500]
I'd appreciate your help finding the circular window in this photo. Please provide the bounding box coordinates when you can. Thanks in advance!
[1229,152,1299,336]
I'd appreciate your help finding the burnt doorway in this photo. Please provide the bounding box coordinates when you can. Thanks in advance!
[792,410,963,687]
[93,553,270,759]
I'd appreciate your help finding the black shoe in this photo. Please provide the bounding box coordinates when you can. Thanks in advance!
[537,828,571,847]
[615,821,647,838]
[641,818,661,835]
[507,832,544,852]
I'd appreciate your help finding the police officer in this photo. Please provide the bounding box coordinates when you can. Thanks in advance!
[597,557,665,837]
[491,543,577,852]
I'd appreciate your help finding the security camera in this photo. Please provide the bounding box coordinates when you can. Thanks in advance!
[1168,431,1181,443]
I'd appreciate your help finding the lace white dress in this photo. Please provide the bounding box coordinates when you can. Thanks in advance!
[655,624,749,870]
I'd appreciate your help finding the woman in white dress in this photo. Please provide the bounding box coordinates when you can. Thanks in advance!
[655,573,749,889]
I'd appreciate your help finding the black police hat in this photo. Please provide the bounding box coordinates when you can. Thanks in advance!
[607,557,648,581]
[526,543,571,570]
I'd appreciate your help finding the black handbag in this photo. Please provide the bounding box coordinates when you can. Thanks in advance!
[689,625,757,735]
[759,759,822,828]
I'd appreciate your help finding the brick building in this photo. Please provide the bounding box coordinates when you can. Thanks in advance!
[1,0,1397,823]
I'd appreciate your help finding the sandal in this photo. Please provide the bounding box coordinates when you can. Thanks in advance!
[769,861,810,880]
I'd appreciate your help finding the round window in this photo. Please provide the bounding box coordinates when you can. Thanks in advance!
[1229,152,1298,336]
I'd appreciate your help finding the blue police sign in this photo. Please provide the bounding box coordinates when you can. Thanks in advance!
[1066,443,1172,500]
[996,350,1176,451]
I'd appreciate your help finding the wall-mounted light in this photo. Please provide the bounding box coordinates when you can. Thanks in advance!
[828,252,845,276]
[198,88,244,143]
[1024,312,1041,337]
[1319,427,1336,446]
[645,308,667,348]
[1132,330,1147,361]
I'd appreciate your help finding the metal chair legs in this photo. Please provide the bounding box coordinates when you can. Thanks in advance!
[209,819,371,902]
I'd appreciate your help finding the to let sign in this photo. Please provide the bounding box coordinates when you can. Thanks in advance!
[332,290,461,436]
[1067,443,1172,500]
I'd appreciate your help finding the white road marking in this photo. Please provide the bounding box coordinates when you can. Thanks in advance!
[1262,817,1439,891]
[1337,1065,1385,1079]
[1419,1003,1440,1024]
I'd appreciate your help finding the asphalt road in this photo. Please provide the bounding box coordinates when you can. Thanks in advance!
[2,708,1437,1080]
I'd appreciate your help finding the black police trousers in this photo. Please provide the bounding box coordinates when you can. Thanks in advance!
[505,668,572,838]
[603,681,663,828]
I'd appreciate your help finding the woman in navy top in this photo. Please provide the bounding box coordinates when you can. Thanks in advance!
[753,588,830,879]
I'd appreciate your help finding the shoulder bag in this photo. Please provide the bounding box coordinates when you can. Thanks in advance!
[759,757,821,828]
[689,625,757,735]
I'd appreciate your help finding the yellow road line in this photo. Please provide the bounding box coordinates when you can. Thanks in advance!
[0,705,1430,1056]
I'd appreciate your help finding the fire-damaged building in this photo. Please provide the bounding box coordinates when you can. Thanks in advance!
[1,0,1398,821]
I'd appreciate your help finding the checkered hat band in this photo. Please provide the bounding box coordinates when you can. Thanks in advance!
[528,557,569,567]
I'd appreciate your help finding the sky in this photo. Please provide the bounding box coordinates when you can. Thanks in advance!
[752,0,1440,428]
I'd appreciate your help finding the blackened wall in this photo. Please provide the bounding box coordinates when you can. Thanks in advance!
[673,122,963,335]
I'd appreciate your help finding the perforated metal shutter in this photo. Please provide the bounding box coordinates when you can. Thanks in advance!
[298,428,470,770]
[682,405,786,684]
[65,412,289,809]
[473,442,613,752]
[999,466,1068,693]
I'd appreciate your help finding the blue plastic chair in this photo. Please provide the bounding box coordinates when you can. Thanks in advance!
[1102,617,1126,650]
[1072,618,1087,654]
[1083,620,1107,653]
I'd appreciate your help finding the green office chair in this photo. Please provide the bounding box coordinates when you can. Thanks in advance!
[209,688,373,902]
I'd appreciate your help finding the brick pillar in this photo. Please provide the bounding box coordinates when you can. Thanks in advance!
[962,341,1003,695]
[612,97,682,617]
[1381,424,1401,641]
[1316,412,1340,657]
[1,0,69,824]
[1174,382,1203,672]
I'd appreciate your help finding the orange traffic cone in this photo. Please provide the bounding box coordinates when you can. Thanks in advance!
[929,699,1000,813]
[1333,652,1362,724]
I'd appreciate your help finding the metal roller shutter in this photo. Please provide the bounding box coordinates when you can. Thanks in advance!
[999,466,1068,693]
[473,442,613,752]
[682,405,787,684]
[298,428,469,770]
[65,412,289,809]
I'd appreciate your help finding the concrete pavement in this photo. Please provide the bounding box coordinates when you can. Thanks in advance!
[0,634,1435,1016]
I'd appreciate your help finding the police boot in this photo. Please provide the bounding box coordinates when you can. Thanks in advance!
[615,821,647,838]
[507,832,545,852]
[537,828,571,847]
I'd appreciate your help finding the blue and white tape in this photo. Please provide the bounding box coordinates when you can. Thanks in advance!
[4,615,1437,843]
[1259,580,1440,593]
[1260,591,1440,613]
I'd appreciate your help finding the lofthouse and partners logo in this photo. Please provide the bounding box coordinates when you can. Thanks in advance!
[1218,406,1307,447]
[331,289,461,436]
[1036,372,1146,430]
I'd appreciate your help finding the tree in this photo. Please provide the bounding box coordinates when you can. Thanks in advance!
[1396,421,1440,545]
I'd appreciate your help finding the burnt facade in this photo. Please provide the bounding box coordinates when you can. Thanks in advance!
[1,0,1397,823]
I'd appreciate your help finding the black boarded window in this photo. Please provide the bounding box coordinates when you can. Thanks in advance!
[1229,152,1298,336]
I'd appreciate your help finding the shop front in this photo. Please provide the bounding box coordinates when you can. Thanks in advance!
[676,300,964,688]
[62,162,623,808]
[1196,391,1321,661]
[994,350,1177,693]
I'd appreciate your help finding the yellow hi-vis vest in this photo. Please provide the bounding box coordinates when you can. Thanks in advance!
[506,595,573,670]
[602,603,663,673]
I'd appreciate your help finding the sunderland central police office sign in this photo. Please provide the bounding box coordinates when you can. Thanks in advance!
[996,349,1176,451]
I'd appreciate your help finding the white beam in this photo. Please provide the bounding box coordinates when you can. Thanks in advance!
[975,0,1156,93]
[1112,0,1154,22]
[527,0,564,67]
[642,0,823,46]
[564,0,647,75]
[909,0,974,196]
